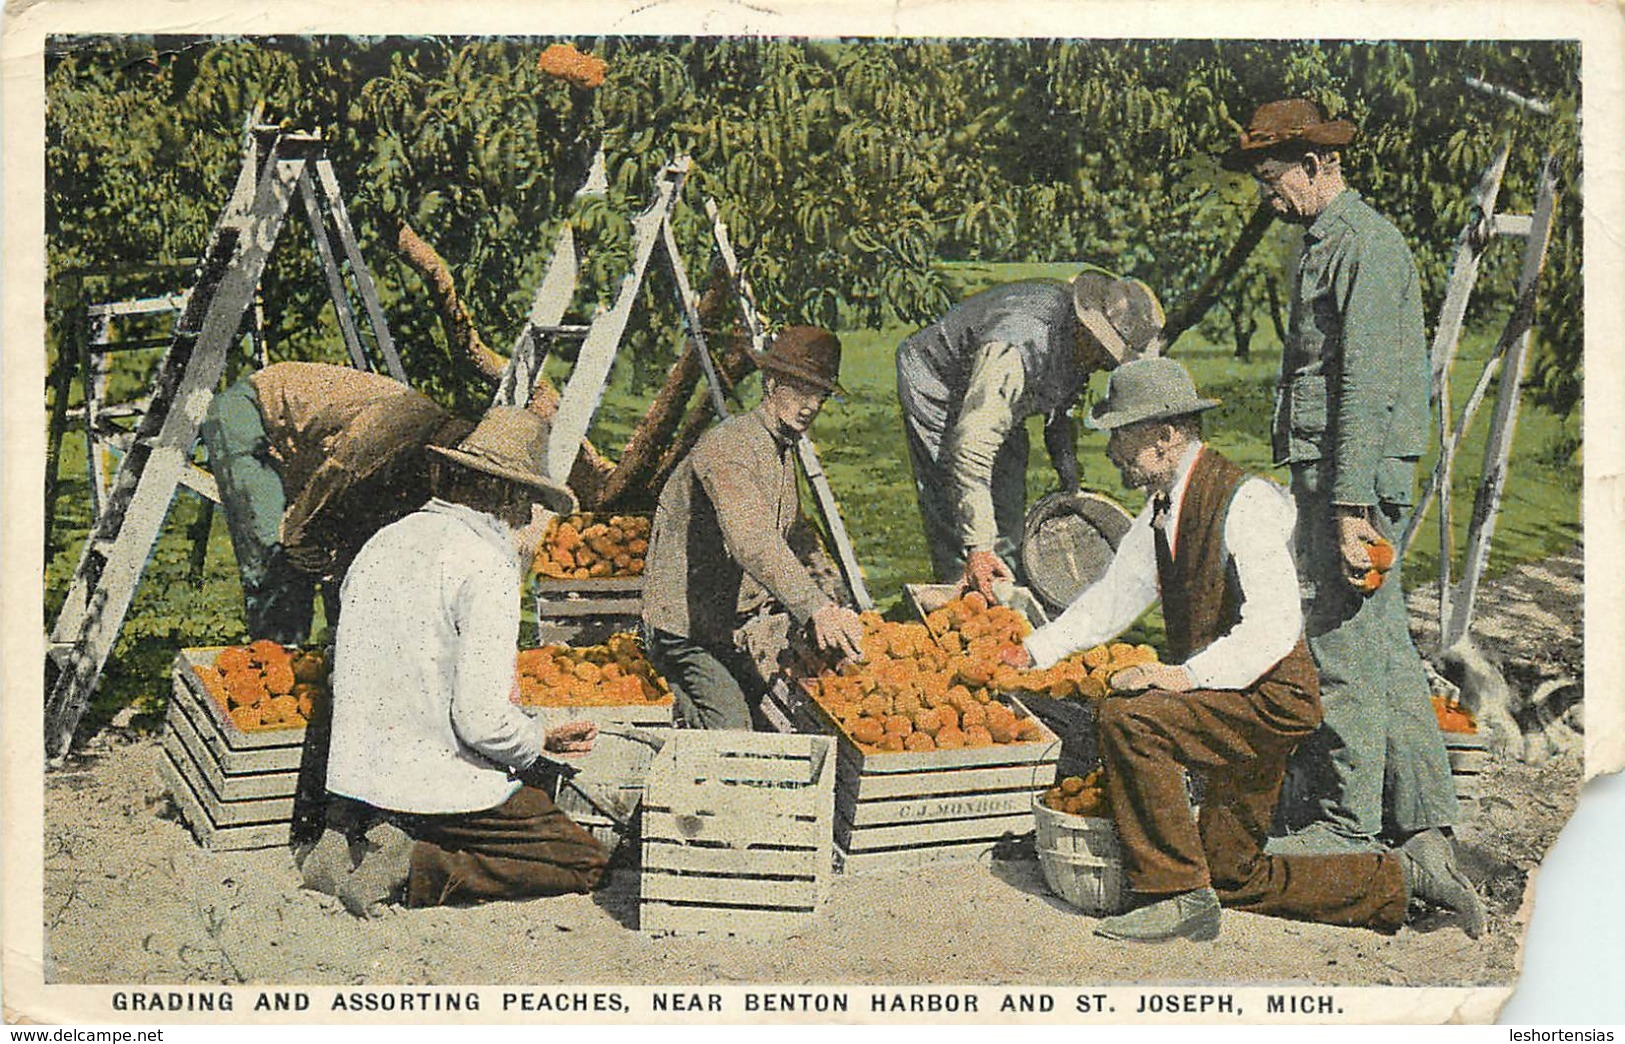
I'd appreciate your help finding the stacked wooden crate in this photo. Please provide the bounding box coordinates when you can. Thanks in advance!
[533,577,645,646]
[640,731,835,936]
[160,649,302,851]
[798,696,1059,873]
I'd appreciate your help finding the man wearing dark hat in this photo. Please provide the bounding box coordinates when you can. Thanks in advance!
[306,407,608,916]
[1224,99,1460,859]
[643,326,866,730]
[1007,358,1483,942]
[200,361,473,645]
[896,270,1164,602]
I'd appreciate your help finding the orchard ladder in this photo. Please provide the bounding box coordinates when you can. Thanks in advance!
[1397,144,1560,653]
[45,127,399,761]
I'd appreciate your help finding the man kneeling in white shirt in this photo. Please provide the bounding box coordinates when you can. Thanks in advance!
[1007,358,1483,943]
[302,407,608,916]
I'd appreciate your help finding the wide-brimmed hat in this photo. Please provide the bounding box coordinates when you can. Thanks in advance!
[427,406,579,513]
[754,325,846,396]
[1221,99,1358,171]
[1072,271,1166,366]
[1086,357,1220,431]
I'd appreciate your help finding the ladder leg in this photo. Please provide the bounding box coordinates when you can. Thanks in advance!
[44,276,85,560]
[298,167,370,371]
[547,158,691,482]
[1444,156,1560,650]
[45,141,311,759]
[314,159,405,382]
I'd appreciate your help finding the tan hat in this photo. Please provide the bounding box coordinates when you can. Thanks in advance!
[1222,99,1357,171]
[754,325,846,396]
[427,407,579,513]
[1072,271,1166,366]
[1086,357,1220,431]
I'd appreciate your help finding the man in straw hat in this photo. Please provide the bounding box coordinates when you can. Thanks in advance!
[643,325,867,730]
[304,407,608,915]
[1005,358,1483,942]
[896,269,1164,603]
[1224,99,1460,860]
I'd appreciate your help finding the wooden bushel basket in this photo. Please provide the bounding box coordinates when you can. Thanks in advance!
[1020,491,1134,615]
[1032,795,1128,916]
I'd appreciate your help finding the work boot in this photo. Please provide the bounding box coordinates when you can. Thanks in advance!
[1400,828,1487,939]
[1094,887,1222,943]
[296,827,355,897]
[338,820,414,918]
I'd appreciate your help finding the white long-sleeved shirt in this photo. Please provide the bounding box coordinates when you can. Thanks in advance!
[1023,443,1303,690]
[326,498,553,814]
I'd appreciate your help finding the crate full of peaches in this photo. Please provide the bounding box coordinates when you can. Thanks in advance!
[191,640,328,732]
[533,513,650,582]
[512,632,673,709]
[798,593,1046,755]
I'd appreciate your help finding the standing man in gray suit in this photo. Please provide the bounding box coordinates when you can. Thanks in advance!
[1224,99,1462,861]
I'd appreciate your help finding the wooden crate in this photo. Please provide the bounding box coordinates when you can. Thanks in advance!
[798,695,1060,874]
[161,649,304,851]
[533,577,644,646]
[519,695,674,731]
[640,731,835,937]
[1443,729,1489,804]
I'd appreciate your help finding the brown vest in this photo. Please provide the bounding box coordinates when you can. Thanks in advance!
[1155,448,1320,727]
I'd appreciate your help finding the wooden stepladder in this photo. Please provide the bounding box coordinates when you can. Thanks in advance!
[1398,143,1560,653]
[493,157,874,611]
[45,126,400,761]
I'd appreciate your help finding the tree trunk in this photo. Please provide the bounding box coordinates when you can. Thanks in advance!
[1265,272,1288,347]
[1229,303,1256,361]
[394,220,616,503]
[1160,204,1275,353]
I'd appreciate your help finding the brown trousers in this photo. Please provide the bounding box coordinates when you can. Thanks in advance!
[401,784,609,908]
[1097,685,1408,930]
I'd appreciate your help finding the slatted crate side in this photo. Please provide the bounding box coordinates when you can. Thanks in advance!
[1444,731,1488,803]
[639,732,836,935]
[518,700,674,730]
[162,728,295,827]
[837,837,1019,876]
[169,667,305,776]
[165,698,299,802]
[159,751,292,852]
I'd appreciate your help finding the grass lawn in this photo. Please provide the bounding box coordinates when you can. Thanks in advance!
[44,262,1581,727]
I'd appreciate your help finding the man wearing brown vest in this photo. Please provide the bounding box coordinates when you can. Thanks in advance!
[1012,359,1484,942]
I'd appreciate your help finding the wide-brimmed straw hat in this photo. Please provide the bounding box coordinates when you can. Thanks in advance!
[1221,98,1358,171]
[1086,357,1220,431]
[427,406,579,513]
[754,325,846,397]
[1072,271,1166,366]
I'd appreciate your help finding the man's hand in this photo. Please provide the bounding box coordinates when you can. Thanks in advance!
[810,603,865,664]
[959,549,1015,604]
[997,644,1033,670]
[544,720,598,755]
[1109,662,1195,694]
[1336,508,1385,591]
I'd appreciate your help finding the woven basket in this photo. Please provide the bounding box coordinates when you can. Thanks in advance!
[1032,795,1128,916]
[554,727,664,854]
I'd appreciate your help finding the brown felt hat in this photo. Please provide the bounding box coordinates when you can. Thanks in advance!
[427,406,579,514]
[754,325,846,396]
[1072,271,1167,367]
[1221,98,1358,171]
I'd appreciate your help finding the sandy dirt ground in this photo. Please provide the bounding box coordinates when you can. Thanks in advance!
[41,547,1584,989]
